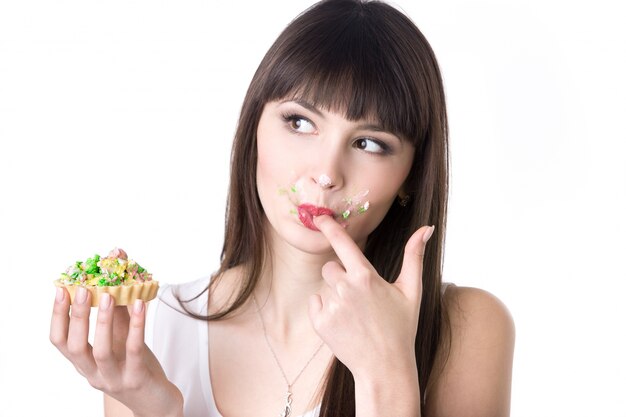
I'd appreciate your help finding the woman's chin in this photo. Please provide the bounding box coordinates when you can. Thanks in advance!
[287,222,336,254]
[272,217,368,255]
[263,218,328,255]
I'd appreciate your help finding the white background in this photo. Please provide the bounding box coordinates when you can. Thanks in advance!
[1,0,624,416]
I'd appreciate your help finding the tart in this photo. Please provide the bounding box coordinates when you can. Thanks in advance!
[55,248,159,307]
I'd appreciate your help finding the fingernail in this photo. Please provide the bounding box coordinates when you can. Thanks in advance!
[133,299,144,314]
[55,287,65,303]
[423,225,435,243]
[99,293,111,311]
[54,287,65,303]
[75,287,87,304]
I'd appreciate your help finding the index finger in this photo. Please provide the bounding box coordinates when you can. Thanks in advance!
[313,215,370,271]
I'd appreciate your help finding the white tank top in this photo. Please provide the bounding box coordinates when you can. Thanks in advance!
[145,276,321,417]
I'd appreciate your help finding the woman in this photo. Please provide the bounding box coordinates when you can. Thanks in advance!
[50,0,515,416]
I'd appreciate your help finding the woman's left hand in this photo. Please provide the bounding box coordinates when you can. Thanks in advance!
[308,215,434,381]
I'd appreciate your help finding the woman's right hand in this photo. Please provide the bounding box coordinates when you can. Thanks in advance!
[50,287,184,417]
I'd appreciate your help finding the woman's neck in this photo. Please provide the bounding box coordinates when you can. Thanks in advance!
[253,228,334,345]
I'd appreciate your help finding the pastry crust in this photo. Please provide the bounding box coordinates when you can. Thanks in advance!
[54,279,159,307]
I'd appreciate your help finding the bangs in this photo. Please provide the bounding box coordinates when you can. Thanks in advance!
[256,1,433,146]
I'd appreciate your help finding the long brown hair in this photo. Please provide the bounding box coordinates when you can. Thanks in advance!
[178,0,449,414]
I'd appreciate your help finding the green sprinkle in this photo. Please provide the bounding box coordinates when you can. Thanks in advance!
[289,209,297,215]
[342,210,351,219]
[84,254,100,274]
[290,185,297,193]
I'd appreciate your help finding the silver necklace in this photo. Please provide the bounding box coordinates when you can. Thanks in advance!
[252,295,325,417]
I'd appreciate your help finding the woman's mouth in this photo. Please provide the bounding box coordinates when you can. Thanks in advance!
[297,204,335,231]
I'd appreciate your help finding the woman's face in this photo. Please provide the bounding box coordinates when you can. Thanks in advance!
[256,99,415,254]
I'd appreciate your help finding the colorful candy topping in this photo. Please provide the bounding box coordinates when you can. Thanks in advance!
[59,248,152,287]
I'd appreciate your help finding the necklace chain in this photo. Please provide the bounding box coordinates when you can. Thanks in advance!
[252,295,325,415]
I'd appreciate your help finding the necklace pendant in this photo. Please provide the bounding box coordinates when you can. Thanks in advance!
[280,390,293,417]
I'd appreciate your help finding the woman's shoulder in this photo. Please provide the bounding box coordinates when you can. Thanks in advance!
[426,284,515,415]
[154,266,245,316]
[148,276,212,323]
[443,284,514,335]
[159,276,212,303]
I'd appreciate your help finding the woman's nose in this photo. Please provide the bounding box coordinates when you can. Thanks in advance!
[314,174,333,189]
[310,144,345,191]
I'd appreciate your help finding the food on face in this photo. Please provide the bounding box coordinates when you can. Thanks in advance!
[55,248,158,307]
[280,178,371,230]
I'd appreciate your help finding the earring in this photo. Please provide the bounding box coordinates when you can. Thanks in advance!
[398,194,410,207]
[317,174,333,189]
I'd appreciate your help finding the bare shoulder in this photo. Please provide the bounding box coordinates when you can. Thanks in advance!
[425,286,515,417]
[207,264,248,316]
[446,285,515,339]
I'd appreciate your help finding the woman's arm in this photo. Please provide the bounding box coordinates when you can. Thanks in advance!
[425,286,515,417]
[352,359,421,417]
[309,217,433,416]
[104,394,134,417]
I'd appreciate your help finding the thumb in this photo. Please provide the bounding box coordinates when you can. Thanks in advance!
[395,225,435,301]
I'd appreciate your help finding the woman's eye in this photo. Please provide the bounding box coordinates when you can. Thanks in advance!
[284,114,316,134]
[354,138,389,154]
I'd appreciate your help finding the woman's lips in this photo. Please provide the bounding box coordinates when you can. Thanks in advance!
[297,204,335,231]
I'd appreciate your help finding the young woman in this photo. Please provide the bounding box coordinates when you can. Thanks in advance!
[50,1,515,416]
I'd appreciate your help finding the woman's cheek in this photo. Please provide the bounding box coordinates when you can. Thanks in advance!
[344,199,394,242]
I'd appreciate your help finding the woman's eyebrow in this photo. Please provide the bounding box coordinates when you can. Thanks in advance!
[354,121,397,137]
[280,98,325,118]
[357,123,386,132]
